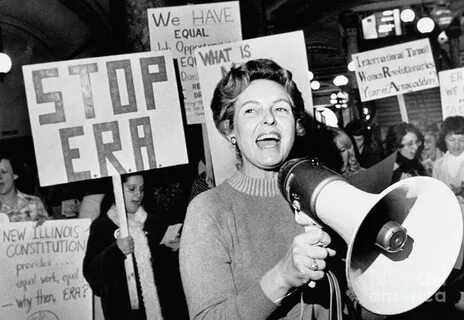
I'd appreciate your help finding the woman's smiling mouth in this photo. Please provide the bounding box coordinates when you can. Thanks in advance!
[256,132,281,149]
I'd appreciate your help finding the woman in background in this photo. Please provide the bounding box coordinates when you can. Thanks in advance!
[433,116,464,205]
[83,173,164,320]
[421,122,444,176]
[327,126,363,177]
[385,122,427,184]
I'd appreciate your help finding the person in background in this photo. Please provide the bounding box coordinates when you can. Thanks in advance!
[83,173,165,320]
[180,59,340,320]
[345,119,384,168]
[433,116,464,204]
[188,159,213,203]
[327,126,363,177]
[0,151,48,223]
[385,122,427,184]
[420,122,444,176]
[432,116,464,318]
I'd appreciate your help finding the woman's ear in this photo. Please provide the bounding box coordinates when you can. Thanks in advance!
[13,174,18,181]
[226,133,236,145]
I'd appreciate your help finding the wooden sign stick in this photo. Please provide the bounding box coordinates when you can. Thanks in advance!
[201,123,215,187]
[397,93,409,123]
[112,175,140,310]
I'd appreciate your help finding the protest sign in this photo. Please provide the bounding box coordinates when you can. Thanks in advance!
[22,51,188,187]
[148,1,242,124]
[439,67,464,119]
[195,31,312,184]
[0,219,91,320]
[352,38,439,102]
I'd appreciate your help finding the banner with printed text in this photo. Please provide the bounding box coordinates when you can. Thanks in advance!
[439,67,464,119]
[0,219,91,320]
[352,38,439,102]
[23,51,188,187]
[148,1,242,124]
[195,31,312,184]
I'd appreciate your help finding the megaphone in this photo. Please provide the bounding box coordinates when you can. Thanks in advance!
[278,157,463,315]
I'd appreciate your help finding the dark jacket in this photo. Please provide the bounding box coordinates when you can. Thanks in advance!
[83,212,180,320]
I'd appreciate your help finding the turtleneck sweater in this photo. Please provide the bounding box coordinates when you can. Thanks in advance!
[180,170,330,320]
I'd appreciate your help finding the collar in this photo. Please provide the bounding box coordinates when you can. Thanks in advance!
[227,170,280,197]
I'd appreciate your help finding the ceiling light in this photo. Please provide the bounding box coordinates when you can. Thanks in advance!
[333,75,348,86]
[308,70,314,81]
[347,61,356,72]
[400,9,415,23]
[310,81,320,90]
[417,17,435,33]
[0,53,12,73]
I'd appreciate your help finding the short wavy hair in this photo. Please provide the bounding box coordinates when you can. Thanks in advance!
[436,116,464,152]
[210,58,307,138]
[385,122,424,156]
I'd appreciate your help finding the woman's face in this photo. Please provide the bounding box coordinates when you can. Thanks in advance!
[445,133,464,156]
[334,138,349,173]
[0,159,17,196]
[231,79,296,177]
[423,133,436,152]
[399,131,421,160]
[123,175,144,214]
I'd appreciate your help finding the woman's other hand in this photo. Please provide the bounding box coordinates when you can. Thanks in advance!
[164,234,181,252]
[117,235,134,255]
[33,212,49,227]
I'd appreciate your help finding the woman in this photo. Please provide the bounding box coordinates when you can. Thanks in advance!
[0,151,48,224]
[83,173,163,320]
[180,59,337,320]
[433,116,464,204]
[327,126,363,177]
[420,123,444,176]
[345,119,384,168]
[385,122,427,184]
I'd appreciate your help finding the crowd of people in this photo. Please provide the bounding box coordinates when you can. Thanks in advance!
[1,58,464,320]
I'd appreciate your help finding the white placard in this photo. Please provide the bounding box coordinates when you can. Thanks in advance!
[352,38,439,102]
[439,67,464,119]
[195,31,312,184]
[0,219,91,320]
[23,51,188,187]
[148,1,242,124]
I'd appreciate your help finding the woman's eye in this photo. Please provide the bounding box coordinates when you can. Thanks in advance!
[275,105,290,112]
[243,108,256,114]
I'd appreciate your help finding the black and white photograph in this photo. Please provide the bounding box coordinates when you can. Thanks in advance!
[1,0,464,319]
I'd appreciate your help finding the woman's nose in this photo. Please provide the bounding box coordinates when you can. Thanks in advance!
[262,109,276,125]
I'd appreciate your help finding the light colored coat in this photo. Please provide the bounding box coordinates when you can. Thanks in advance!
[433,152,464,268]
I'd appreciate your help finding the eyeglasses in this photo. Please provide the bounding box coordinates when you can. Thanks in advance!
[402,140,422,148]
[445,137,464,144]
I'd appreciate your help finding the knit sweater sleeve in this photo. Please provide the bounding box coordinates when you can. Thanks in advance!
[179,189,277,320]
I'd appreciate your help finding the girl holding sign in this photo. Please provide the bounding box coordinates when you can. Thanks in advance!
[83,173,164,320]
[180,59,340,320]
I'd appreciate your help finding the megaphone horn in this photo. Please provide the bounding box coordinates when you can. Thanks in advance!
[278,157,463,315]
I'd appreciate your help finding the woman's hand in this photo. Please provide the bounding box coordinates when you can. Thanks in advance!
[33,214,49,227]
[260,227,336,303]
[277,227,336,288]
[117,236,134,255]
[450,183,464,197]
[163,234,181,252]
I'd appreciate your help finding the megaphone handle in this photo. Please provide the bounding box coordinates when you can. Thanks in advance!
[304,225,323,289]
